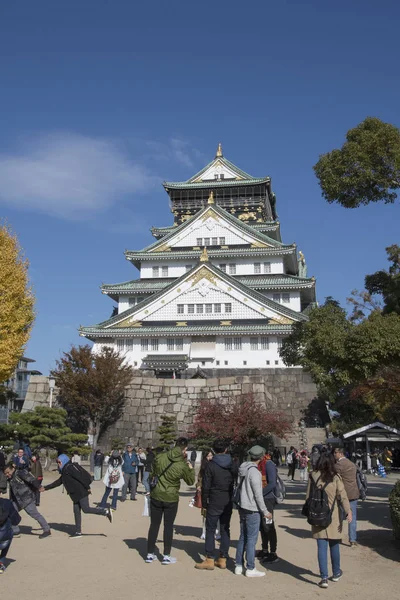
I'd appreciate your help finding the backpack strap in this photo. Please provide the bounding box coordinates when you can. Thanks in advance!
[157,460,174,481]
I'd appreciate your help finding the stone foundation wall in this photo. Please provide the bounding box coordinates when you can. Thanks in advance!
[22,370,318,451]
[99,368,317,450]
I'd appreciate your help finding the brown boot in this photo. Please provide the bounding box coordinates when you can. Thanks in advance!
[215,557,227,569]
[195,557,215,570]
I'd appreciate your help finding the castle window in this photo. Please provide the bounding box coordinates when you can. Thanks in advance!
[196,304,203,314]
[212,237,218,246]
[233,337,242,350]
[250,337,258,351]
[188,304,195,314]
[219,237,226,245]
[273,293,281,303]
[254,263,261,274]
[225,303,232,313]
[282,293,290,304]
[264,262,271,274]
[141,339,149,352]
[214,303,221,313]
[219,264,227,273]
[204,238,210,246]
[261,336,269,350]
[205,304,212,314]
[177,304,184,314]
[224,338,233,351]
[125,339,133,351]
[152,266,159,278]
[229,264,236,275]
[150,338,159,351]
[162,266,169,277]
[196,238,202,246]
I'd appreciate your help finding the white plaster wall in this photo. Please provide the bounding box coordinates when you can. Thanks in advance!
[140,256,284,279]
[171,221,264,248]
[103,335,287,369]
[262,290,301,312]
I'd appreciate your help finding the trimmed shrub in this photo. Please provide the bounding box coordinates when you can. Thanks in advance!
[389,480,400,540]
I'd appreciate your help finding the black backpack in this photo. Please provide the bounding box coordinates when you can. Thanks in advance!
[190,450,197,462]
[302,476,336,528]
[68,463,93,489]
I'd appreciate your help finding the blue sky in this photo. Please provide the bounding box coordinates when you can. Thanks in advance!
[1,0,399,374]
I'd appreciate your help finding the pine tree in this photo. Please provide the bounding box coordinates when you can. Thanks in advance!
[157,415,177,450]
[0,223,35,383]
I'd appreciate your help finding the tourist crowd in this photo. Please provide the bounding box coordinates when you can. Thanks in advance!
[0,437,387,587]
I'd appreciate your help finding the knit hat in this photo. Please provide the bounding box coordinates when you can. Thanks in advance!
[248,445,266,460]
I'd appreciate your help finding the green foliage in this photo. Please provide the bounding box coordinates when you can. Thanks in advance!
[0,384,17,407]
[0,406,88,454]
[365,245,400,315]
[110,437,125,451]
[314,117,400,208]
[389,481,400,540]
[157,415,177,450]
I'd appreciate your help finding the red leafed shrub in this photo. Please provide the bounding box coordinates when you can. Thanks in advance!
[192,393,292,448]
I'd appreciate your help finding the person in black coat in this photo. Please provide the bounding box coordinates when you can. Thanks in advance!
[4,463,51,538]
[196,440,238,570]
[42,454,113,538]
[0,497,21,573]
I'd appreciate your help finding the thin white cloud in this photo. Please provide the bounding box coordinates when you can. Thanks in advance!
[144,137,203,169]
[0,133,157,220]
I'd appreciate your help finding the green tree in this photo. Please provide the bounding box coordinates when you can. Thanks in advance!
[314,117,400,208]
[0,223,35,383]
[157,415,177,450]
[0,406,88,454]
[52,345,134,453]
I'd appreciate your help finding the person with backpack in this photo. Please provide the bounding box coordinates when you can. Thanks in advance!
[146,437,195,565]
[256,451,279,565]
[333,447,361,547]
[99,450,124,511]
[3,462,51,539]
[298,450,309,481]
[0,497,21,574]
[121,444,139,502]
[42,454,112,538]
[234,445,272,578]
[304,450,352,588]
[195,440,237,571]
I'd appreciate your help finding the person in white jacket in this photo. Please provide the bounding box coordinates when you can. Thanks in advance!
[99,451,124,511]
[235,446,272,578]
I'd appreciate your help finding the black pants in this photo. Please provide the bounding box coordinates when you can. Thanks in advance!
[205,500,233,558]
[288,464,296,480]
[147,498,178,556]
[260,500,277,554]
[73,495,105,534]
[138,466,144,483]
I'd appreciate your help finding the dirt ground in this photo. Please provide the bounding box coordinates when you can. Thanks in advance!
[1,470,399,600]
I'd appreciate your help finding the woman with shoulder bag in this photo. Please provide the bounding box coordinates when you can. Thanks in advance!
[304,450,352,589]
[99,451,124,511]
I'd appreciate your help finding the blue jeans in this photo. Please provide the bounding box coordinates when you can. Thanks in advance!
[317,539,340,579]
[100,487,119,510]
[349,500,357,542]
[235,510,261,571]
[143,471,150,494]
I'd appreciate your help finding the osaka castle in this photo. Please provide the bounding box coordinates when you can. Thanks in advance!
[80,144,316,378]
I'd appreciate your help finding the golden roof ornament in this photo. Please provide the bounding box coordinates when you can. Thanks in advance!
[200,247,209,262]
[208,191,215,204]
[216,142,223,158]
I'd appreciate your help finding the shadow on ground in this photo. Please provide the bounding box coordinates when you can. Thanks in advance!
[49,522,106,537]
[357,529,400,562]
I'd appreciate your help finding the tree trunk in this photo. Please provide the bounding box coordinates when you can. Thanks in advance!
[88,418,101,472]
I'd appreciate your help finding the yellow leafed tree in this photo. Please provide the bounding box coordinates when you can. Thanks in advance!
[0,223,35,383]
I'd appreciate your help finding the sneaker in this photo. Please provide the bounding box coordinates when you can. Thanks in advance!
[350,541,358,547]
[215,533,221,541]
[234,565,243,575]
[106,508,113,523]
[200,532,206,540]
[162,555,177,565]
[69,532,82,539]
[332,570,343,582]
[39,530,51,539]
[145,553,158,563]
[262,552,279,564]
[318,579,329,588]
[0,562,6,574]
[245,568,265,578]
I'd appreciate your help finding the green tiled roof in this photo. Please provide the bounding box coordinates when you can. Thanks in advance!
[187,155,255,182]
[163,177,270,190]
[126,246,295,262]
[150,220,280,239]
[142,354,189,369]
[80,322,293,338]
[139,204,284,255]
[82,262,307,335]
[102,274,315,296]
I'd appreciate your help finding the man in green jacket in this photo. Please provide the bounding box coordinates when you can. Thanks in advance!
[146,437,195,565]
